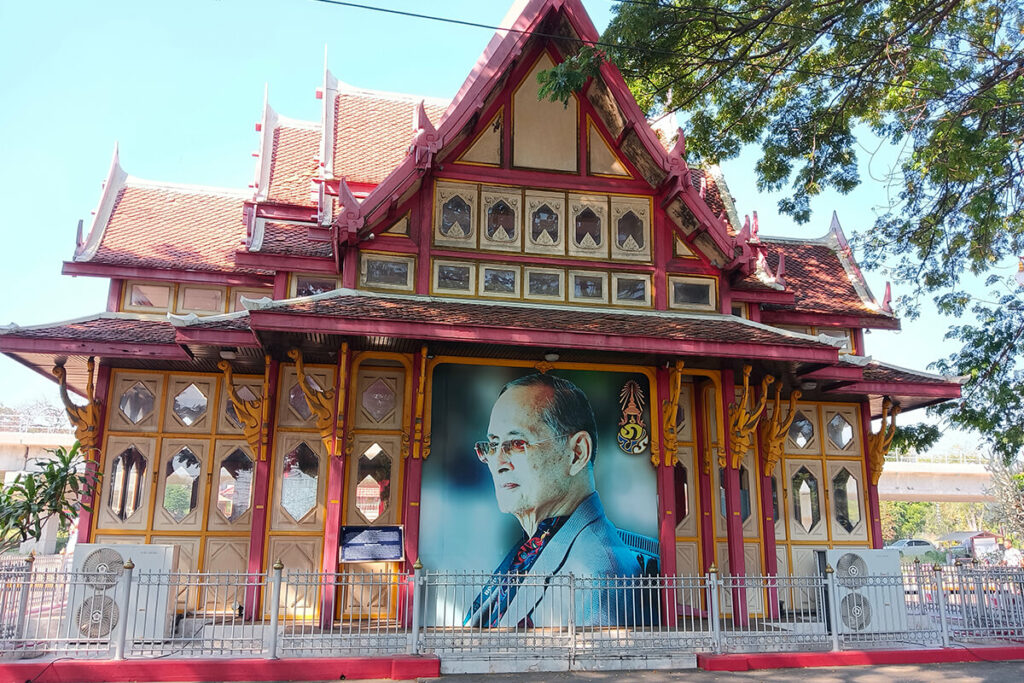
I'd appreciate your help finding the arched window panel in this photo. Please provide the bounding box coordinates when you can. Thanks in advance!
[347,435,401,526]
[433,182,477,249]
[480,189,521,252]
[210,444,255,528]
[525,191,565,256]
[109,446,148,523]
[827,460,867,541]
[672,445,698,538]
[154,439,207,531]
[568,194,609,259]
[675,381,695,443]
[785,459,828,542]
[610,197,652,262]
[98,436,155,532]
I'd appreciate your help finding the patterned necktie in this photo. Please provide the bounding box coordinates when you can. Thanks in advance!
[468,516,568,627]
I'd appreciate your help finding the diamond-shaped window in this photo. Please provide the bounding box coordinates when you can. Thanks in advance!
[361,378,396,423]
[355,443,392,523]
[288,376,323,421]
[281,442,319,522]
[163,447,201,522]
[792,466,821,533]
[225,385,259,429]
[827,413,854,450]
[108,446,147,521]
[119,382,155,425]
[173,383,208,427]
[788,411,815,449]
[217,448,253,523]
[832,468,861,533]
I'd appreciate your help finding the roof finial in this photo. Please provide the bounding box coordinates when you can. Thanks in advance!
[751,211,759,241]
[775,251,787,288]
[882,281,893,312]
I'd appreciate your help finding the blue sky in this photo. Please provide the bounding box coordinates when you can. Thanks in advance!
[0,0,987,445]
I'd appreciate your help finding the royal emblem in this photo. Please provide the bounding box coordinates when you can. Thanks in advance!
[617,380,649,454]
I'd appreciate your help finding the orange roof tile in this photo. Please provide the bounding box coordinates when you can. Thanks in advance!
[266,125,320,207]
[332,90,447,185]
[85,184,253,273]
[256,221,333,259]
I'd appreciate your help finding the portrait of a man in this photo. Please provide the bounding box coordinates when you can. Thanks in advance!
[464,373,643,627]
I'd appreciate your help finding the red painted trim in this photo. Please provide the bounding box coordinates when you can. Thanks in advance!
[106,280,123,312]
[428,247,658,274]
[798,364,864,381]
[320,349,349,627]
[0,655,441,683]
[341,245,358,290]
[666,257,720,276]
[246,358,278,618]
[654,367,678,625]
[62,261,274,288]
[852,327,865,356]
[254,203,318,222]
[272,272,289,300]
[174,328,261,348]
[696,646,1024,672]
[402,348,426,572]
[436,166,653,193]
[719,370,748,625]
[693,381,715,573]
[860,399,883,549]
[366,236,418,254]
[753,385,779,619]
[415,181,433,295]
[79,363,110,545]
[730,288,796,305]
[829,381,961,398]
[234,251,336,274]
[760,309,900,330]
[719,281,732,315]
[652,207,670,310]
[247,312,843,364]
[0,337,190,360]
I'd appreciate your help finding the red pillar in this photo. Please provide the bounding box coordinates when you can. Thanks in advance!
[654,366,678,625]
[755,391,781,618]
[78,362,111,545]
[860,400,883,548]
[320,345,351,627]
[245,357,279,620]
[693,381,715,574]
[720,369,748,625]
[398,349,427,628]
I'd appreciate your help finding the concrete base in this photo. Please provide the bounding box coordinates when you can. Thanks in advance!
[697,645,1024,671]
[439,653,697,674]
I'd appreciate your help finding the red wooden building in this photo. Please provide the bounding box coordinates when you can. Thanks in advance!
[0,0,960,620]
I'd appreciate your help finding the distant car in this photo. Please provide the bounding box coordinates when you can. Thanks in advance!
[887,538,939,559]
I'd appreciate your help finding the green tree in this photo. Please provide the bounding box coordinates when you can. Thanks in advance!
[541,0,1024,461]
[879,500,933,543]
[0,442,97,555]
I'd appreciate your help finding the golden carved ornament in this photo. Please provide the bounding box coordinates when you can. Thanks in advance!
[218,359,266,460]
[657,360,685,468]
[757,384,802,477]
[288,348,338,456]
[868,397,901,485]
[411,347,428,459]
[334,343,350,458]
[52,357,102,453]
[726,365,774,469]
[534,360,554,374]
[699,383,715,475]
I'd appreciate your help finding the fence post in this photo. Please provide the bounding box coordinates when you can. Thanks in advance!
[708,565,722,653]
[825,564,840,652]
[266,560,283,660]
[567,572,577,661]
[113,558,134,660]
[408,560,423,655]
[15,553,34,641]
[933,564,950,648]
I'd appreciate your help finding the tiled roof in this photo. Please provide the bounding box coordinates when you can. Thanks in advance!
[691,168,729,226]
[266,125,320,207]
[84,184,254,274]
[332,90,447,185]
[0,315,177,345]
[859,361,956,385]
[753,240,892,320]
[256,221,333,259]
[254,290,838,350]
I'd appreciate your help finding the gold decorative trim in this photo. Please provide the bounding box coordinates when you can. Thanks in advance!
[868,398,901,485]
[53,357,102,453]
[218,359,266,460]
[658,360,685,467]
[758,384,802,476]
[726,365,773,469]
[412,346,428,459]
[287,348,337,456]
[334,342,350,459]
[534,360,554,374]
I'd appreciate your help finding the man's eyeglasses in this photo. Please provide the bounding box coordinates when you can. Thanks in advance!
[474,434,569,462]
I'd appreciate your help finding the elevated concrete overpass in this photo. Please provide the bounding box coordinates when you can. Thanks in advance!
[878,452,993,502]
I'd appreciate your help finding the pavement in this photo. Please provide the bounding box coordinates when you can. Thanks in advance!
[434,660,1024,682]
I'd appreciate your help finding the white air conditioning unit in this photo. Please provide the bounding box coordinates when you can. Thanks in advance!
[820,548,908,635]
[66,543,178,642]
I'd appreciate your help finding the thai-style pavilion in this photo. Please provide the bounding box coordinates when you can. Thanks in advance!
[0,0,960,620]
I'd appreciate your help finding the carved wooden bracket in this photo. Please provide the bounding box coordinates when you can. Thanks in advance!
[726,365,774,469]
[218,359,266,460]
[868,397,901,485]
[534,360,554,374]
[657,360,685,467]
[411,347,428,459]
[52,357,102,453]
[334,342,350,459]
[758,384,802,477]
[288,348,338,457]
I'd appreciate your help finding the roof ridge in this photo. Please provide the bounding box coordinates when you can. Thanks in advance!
[0,311,169,334]
[168,310,251,327]
[273,116,322,131]
[123,176,251,198]
[867,358,966,385]
[335,78,449,108]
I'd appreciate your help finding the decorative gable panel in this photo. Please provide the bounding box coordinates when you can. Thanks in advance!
[512,53,578,172]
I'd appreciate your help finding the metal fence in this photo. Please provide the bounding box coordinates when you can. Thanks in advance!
[3,558,1024,665]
